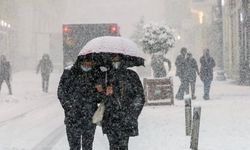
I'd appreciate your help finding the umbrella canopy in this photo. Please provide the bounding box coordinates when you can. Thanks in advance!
[79,36,145,67]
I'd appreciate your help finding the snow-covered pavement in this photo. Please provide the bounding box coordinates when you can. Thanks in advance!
[0,71,250,150]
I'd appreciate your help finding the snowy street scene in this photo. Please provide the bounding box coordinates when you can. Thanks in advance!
[0,71,250,150]
[1,0,250,150]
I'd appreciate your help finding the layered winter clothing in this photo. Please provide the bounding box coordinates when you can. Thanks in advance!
[175,54,186,78]
[57,56,101,150]
[0,55,12,95]
[185,55,199,99]
[175,53,188,99]
[200,53,216,100]
[37,54,53,92]
[101,64,145,150]
[200,56,215,82]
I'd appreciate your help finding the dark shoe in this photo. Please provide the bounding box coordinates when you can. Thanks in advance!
[192,95,196,100]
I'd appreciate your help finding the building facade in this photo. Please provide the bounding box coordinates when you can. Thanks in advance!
[188,0,224,67]
[0,0,17,62]
[0,0,64,71]
[14,0,64,70]
[223,0,250,83]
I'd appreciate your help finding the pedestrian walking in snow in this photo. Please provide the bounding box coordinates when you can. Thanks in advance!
[99,54,145,150]
[151,52,171,78]
[200,49,216,100]
[57,54,101,150]
[0,55,12,95]
[175,47,188,100]
[185,53,199,99]
[36,54,53,93]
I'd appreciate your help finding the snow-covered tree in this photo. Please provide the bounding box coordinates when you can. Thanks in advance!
[140,22,176,54]
[137,22,176,78]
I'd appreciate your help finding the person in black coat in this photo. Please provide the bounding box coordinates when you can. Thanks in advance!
[200,49,216,100]
[175,47,188,100]
[57,54,101,150]
[185,53,199,99]
[37,54,53,93]
[0,55,12,95]
[98,54,145,150]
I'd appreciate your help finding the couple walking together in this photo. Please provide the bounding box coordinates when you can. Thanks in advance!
[175,47,216,100]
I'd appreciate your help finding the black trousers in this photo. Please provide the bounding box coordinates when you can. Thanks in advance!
[66,124,96,150]
[107,132,129,150]
[0,78,12,95]
[176,77,188,99]
[186,79,196,97]
[41,73,50,92]
[203,80,212,98]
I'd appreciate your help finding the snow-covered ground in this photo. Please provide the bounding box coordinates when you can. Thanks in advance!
[0,71,250,150]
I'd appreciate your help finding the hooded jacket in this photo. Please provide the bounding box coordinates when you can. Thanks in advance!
[57,56,101,127]
[200,55,216,82]
[102,65,145,137]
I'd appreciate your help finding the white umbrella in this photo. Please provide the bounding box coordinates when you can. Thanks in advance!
[79,36,145,89]
[79,36,145,60]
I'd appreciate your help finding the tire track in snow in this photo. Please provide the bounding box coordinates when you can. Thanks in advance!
[0,112,27,127]
[0,101,56,127]
[32,124,65,150]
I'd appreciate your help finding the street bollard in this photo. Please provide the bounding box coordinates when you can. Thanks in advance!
[190,107,201,150]
[184,95,192,136]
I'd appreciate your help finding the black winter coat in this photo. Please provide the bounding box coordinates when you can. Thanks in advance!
[185,57,199,82]
[37,59,53,75]
[102,67,145,137]
[200,55,216,82]
[175,54,186,78]
[0,61,11,80]
[57,65,101,128]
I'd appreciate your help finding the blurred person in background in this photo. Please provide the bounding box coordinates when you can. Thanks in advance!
[185,52,199,99]
[0,55,12,95]
[175,47,188,100]
[37,54,53,93]
[200,49,216,100]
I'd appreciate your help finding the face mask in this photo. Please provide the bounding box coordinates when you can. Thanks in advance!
[112,62,121,69]
[81,65,92,72]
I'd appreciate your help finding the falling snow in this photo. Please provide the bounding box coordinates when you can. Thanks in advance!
[0,0,250,150]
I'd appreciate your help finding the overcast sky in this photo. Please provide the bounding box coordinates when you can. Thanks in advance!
[62,0,191,37]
